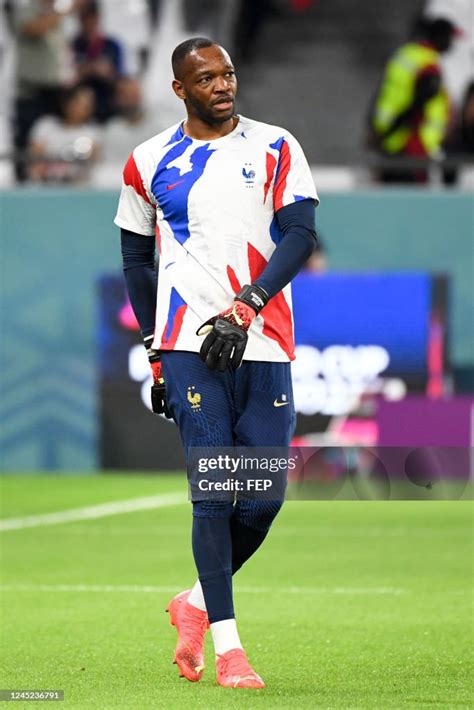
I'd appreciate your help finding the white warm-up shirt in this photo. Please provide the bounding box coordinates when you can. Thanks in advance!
[114,115,318,361]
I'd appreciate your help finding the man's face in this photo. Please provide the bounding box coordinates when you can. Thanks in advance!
[173,45,237,125]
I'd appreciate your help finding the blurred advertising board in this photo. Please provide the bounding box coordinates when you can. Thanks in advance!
[98,272,449,469]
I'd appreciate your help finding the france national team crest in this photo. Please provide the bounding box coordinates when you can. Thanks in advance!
[187,385,201,410]
[242,163,256,188]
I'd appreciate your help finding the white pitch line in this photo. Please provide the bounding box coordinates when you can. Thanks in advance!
[0,493,187,531]
[0,584,408,595]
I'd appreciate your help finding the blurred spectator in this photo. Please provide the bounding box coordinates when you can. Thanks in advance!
[93,77,160,187]
[369,16,458,183]
[106,77,158,155]
[28,84,100,183]
[11,0,78,181]
[72,1,125,122]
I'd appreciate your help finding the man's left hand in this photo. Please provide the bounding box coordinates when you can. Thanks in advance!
[196,284,268,371]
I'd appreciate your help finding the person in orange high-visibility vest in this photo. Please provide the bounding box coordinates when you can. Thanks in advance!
[370,17,459,182]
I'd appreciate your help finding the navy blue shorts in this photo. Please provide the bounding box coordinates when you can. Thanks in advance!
[160,351,296,457]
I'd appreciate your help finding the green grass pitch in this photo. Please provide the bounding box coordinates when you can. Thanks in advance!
[0,474,472,709]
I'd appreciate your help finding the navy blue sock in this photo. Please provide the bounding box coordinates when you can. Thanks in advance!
[192,502,234,623]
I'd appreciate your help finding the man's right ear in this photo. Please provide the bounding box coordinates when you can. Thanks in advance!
[172,80,186,101]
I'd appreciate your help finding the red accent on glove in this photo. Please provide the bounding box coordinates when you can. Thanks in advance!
[196,300,258,338]
[150,358,164,385]
[218,300,257,331]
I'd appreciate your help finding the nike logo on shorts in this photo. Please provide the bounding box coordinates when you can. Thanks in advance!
[273,399,290,407]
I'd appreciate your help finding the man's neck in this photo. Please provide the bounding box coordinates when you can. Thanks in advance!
[183,115,238,141]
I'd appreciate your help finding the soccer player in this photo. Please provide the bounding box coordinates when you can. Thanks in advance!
[115,37,318,689]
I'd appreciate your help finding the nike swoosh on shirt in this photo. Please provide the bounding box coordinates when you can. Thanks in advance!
[166,180,185,190]
[273,399,290,407]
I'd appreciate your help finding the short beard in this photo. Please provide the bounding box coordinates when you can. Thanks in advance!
[186,96,235,126]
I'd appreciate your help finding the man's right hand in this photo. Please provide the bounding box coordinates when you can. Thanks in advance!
[148,349,173,419]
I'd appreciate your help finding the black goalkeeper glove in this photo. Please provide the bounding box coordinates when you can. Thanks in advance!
[196,284,269,371]
[144,338,173,418]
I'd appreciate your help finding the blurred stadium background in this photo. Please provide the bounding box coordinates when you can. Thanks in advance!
[0,0,473,707]
[0,0,473,471]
